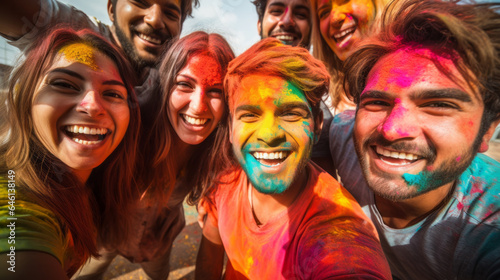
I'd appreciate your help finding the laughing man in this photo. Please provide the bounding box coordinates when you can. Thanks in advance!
[330,0,500,278]
[195,38,391,280]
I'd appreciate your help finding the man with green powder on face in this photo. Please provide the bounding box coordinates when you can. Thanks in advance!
[194,38,391,280]
[330,0,500,278]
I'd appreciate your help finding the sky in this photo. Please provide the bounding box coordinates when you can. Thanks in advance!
[0,0,261,65]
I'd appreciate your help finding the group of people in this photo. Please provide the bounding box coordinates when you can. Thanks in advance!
[0,0,499,279]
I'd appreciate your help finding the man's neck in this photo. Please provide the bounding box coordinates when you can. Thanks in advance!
[249,168,308,226]
[375,181,455,229]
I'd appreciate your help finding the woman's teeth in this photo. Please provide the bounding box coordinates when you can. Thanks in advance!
[184,115,208,125]
[65,125,108,144]
[66,125,107,135]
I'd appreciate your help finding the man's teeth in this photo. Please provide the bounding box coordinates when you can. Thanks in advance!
[138,33,161,44]
[66,125,107,135]
[275,35,294,41]
[376,146,419,161]
[253,151,287,160]
[334,27,355,40]
[184,115,208,125]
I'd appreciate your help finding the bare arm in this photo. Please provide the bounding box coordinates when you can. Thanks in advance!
[0,251,68,280]
[195,214,224,280]
[0,0,42,39]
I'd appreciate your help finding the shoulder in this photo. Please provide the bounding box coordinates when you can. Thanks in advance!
[456,154,500,226]
[330,110,356,134]
[295,173,391,279]
[208,168,246,203]
[308,163,366,214]
[0,177,68,267]
[302,163,379,238]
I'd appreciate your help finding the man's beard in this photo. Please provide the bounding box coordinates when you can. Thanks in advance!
[114,24,155,71]
[353,130,482,201]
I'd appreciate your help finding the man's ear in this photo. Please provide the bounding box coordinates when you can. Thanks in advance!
[313,110,324,145]
[107,0,115,23]
[479,116,500,153]
[257,20,262,36]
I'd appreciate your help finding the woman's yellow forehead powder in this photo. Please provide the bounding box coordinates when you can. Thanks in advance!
[58,42,99,71]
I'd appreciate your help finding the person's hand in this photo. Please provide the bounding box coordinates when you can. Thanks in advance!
[197,199,208,229]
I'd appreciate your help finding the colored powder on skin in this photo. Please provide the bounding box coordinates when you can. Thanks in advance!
[302,121,314,140]
[189,54,222,88]
[456,156,461,162]
[381,98,411,137]
[59,43,99,71]
[386,63,414,88]
[402,171,444,191]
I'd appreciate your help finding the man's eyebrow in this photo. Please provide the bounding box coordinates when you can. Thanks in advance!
[294,4,311,12]
[268,1,285,8]
[48,68,84,80]
[164,2,181,15]
[359,90,390,101]
[411,89,473,102]
[279,102,312,113]
[235,104,260,113]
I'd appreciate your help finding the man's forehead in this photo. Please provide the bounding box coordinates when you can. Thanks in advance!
[364,46,476,96]
[266,0,311,9]
[116,0,181,8]
[232,75,308,110]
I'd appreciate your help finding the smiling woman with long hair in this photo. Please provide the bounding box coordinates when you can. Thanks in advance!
[0,27,140,279]
[74,31,235,280]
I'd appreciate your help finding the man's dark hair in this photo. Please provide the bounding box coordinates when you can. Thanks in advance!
[110,0,199,23]
[252,0,267,24]
[344,0,500,129]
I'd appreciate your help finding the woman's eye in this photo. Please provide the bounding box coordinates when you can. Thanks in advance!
[103,90,126,100]
[176,81,192,90]
[50,80,79,91]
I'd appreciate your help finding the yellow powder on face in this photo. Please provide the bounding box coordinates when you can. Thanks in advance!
[58,43,99,71]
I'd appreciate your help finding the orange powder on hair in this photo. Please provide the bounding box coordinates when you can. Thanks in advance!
[58,43,99,71]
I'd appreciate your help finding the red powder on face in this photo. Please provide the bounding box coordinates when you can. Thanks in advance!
[189,54,222,89]
[456,156,461,162]
[426,165,434,171]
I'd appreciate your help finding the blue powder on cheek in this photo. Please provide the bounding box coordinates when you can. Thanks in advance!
[402,172,431,191]
[301,121,314,140]
[402,171,447,192]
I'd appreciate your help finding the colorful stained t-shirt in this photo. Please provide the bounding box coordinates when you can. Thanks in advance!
[329,111,500,279]
[208,162,392,279]
[0,176,77,275]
